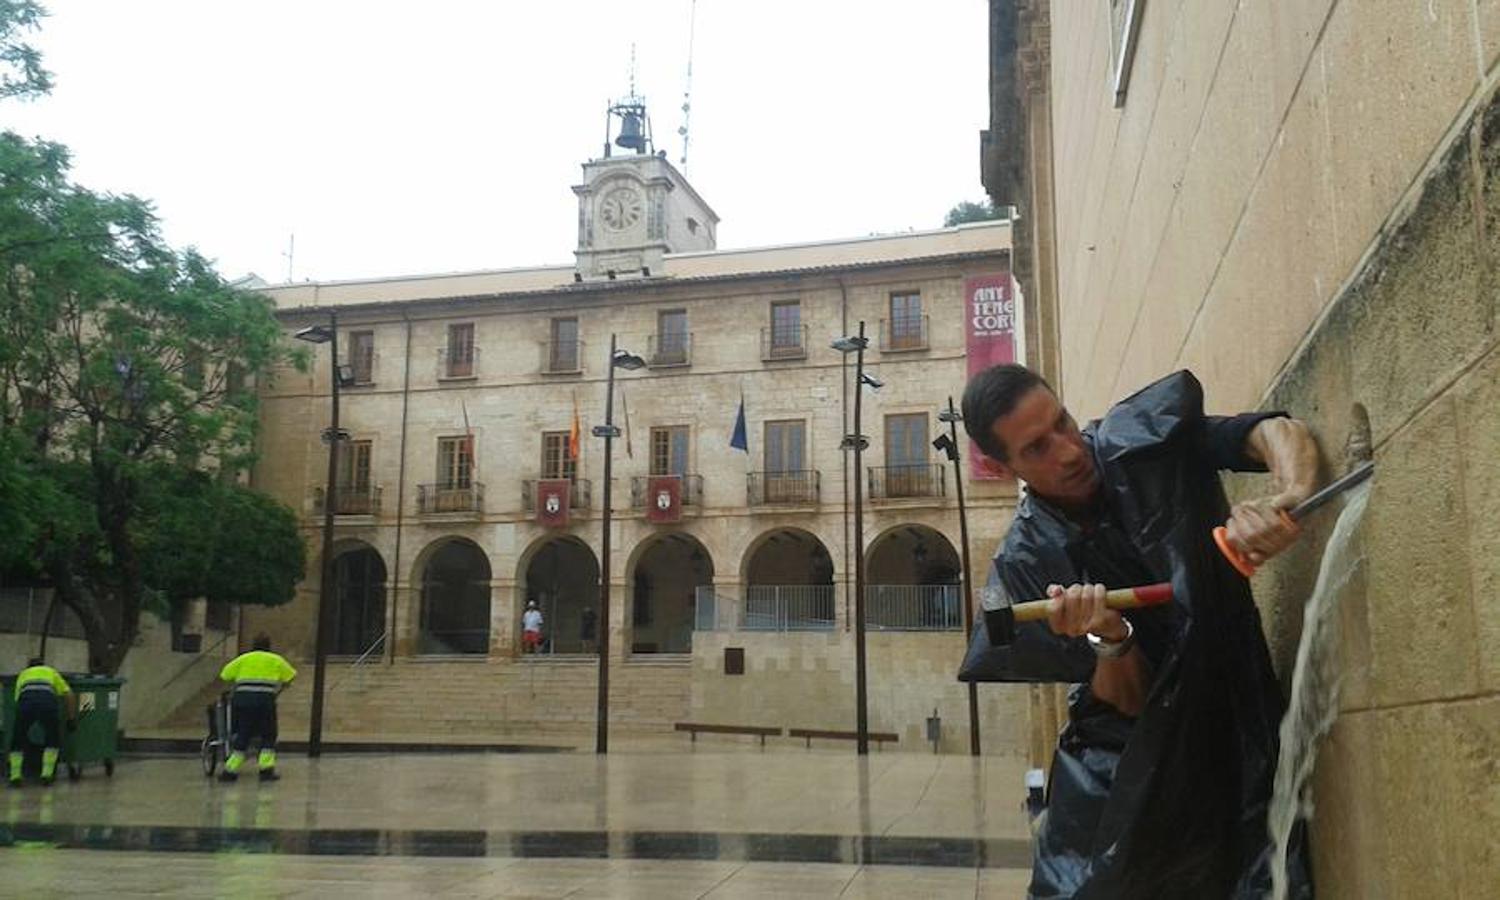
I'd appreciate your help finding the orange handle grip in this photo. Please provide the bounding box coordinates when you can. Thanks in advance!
[1214,510,1298,578]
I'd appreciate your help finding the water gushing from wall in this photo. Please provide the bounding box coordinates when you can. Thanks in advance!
[1269,482,1371,900]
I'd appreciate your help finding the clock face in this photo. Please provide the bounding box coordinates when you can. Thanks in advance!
[599,187,643,232]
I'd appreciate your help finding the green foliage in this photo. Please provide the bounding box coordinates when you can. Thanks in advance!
[0,0,52,99]
[0,94,303,670]
[944,199,1004,227]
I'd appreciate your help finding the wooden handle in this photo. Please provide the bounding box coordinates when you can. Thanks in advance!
[1010,582,1173,623]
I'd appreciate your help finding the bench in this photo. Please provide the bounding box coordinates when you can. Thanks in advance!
[674,722,783,747]
[788,728,899,750]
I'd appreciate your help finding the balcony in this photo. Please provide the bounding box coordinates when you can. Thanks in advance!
[746,470,820,507]
[437,346,480,381]
[647,332,692,368]
[541,339,585,375]
[879,316,929,352]
[522,478,594,512]
[867,464,946,501]
[741,585,836,631]
[630,474,704,509]
[313,485,383,517]
[760,326,808,362]
[416,482,485,516]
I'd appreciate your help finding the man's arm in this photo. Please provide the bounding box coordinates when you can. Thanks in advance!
[1222,417,1320,569]
[1046,583,1151,718]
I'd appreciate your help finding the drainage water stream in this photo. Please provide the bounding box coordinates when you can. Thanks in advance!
[1268,481,1372,900]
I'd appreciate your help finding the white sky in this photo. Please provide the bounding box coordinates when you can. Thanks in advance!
[5,1,990,283]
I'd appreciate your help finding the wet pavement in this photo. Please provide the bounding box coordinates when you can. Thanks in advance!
[0,749,1036,897]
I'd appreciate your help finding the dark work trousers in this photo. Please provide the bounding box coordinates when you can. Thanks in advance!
[14,694,61,749]
[229,691,278,754]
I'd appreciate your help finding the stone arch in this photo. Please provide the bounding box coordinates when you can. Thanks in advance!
[413,537,492,655]
[330,539,387,656]
[625,532,714,654]
[516,534,600,655]
[864,524,962,630]
[740,527,836,630]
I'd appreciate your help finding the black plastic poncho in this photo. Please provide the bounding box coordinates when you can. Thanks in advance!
[958,371,1312,899]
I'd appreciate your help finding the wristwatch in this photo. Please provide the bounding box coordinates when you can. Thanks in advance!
[1087,618,1135,659]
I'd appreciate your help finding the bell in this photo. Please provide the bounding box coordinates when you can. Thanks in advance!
[615,112,646,151]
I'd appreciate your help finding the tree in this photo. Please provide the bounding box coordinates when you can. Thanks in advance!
[944,199,1005,227]
[0,0,52,100]
[139,470,305,633]
[0,127,304,672]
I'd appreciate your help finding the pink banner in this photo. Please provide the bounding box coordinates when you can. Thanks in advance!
[965,273,1017,480]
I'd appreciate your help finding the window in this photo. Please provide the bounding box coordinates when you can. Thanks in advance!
[770,301,801,351]
[348,331,375,384]
[764,420,805,473]
[885,414,928,467]
[550,318,579,371]
[338,440,373,490]
[446,323,475,378]
[437,436,474,489]
[889,292,924,349]
[542,431,577,481]
[650,426,690,476]
[885,414,931,498]
[655,310,688,364]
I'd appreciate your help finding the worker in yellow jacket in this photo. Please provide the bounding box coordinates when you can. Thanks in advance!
[217,635,296,783]
[8,658,75,788]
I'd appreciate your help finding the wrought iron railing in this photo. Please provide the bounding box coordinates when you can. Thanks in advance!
[741,585,836,631]
[867,464,946,500]
[313,485,383,516]
[630,474,704,507]
[760,325,808,361]
[522,478,593,511]
[438,346,480,380]
[416,482,485,514]
[746,470,820,506]
[541,338,585,374]
[865,584,963,631]
[648,332,692,367]
[880,315,929,351]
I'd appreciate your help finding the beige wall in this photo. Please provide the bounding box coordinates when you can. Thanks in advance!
[1043,0,1500,893]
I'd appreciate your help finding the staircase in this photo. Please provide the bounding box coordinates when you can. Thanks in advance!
[157,656,692,743]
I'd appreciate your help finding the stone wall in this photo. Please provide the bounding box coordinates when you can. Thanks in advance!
[1032,0,1500,892]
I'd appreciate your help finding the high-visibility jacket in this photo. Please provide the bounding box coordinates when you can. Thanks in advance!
[219,650,296,696]
[14,665,70,702]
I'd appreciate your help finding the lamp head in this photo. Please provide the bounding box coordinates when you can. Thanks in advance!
[294,324,334,344]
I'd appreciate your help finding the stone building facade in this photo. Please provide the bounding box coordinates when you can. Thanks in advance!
[239,142,1034,753]
[987,0,1499,892]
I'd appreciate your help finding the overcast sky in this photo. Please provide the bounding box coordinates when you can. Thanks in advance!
[5,1,990,283]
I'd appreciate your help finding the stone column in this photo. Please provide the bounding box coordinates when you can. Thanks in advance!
[489,578,517,658]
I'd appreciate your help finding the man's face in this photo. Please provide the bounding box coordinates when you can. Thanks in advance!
[987,386,1100,507]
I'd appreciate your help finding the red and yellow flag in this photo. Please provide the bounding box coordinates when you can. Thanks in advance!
[568,393,581,460]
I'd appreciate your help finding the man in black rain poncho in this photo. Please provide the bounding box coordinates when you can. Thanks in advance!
[958,366,1318,899]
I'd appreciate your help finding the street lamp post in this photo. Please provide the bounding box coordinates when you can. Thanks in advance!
[592,333,645,755]
[294,314,353,759]
[832,322,877,755]
[935,397,981,756]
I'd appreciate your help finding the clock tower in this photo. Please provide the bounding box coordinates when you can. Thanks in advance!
[573,95,718,279]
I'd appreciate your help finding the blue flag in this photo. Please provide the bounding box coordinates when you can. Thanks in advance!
[729,395,748,452]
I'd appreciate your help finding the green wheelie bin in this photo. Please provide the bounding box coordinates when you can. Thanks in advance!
[61,674,124,779]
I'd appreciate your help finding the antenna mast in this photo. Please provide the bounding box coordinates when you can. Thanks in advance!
[678,0,697,168]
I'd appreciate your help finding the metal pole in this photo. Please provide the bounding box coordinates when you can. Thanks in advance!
[947,396,981,756]
[308,312,339,758]
[596,334,618,755]
[853,321,869,755]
